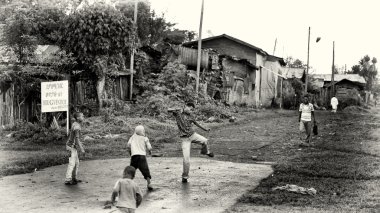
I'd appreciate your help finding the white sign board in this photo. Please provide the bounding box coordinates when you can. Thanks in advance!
[41,80,69,112]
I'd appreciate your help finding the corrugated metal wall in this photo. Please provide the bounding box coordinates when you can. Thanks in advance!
[173,46,209,68]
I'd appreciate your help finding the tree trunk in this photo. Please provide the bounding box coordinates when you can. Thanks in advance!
[96,75,106,109]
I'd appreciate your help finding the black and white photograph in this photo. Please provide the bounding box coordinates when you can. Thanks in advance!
[0,0,379,212]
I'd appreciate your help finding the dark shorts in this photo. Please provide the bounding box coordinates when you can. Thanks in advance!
[130,155,151,179]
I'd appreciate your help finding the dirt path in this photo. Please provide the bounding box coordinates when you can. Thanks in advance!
[0,158,272,213]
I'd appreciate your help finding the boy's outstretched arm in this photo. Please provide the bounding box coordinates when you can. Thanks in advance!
[136,193,143,207]
[111,190,118,204]
[145,138,152,155]
[192,120,210,132]
[111,181,120,204]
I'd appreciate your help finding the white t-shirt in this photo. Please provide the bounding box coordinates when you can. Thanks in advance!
[113,178,142,209]
[127,134,152,156]
[299,103,314,121]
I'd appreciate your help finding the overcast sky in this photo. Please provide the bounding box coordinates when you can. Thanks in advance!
[150,0,380,74]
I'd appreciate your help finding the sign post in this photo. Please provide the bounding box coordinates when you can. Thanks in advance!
[41,80,69,135]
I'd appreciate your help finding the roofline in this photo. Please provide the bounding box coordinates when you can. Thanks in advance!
[183,34,269,56]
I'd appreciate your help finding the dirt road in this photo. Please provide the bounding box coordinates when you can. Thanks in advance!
[0,158,272,213]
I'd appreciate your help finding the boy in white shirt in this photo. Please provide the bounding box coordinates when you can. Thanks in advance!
[127,125,153,190]
[331,96,338,113]
[299,94,317,144]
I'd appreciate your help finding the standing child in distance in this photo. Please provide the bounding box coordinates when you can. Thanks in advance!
[168,102,214,183]
[331,95,339,113]
[65,112,85,185]
[127,125,153,190]
[109,166,143,213]
[299,94,317,145]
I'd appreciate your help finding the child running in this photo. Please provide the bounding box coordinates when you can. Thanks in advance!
[109,166,143,213]
[127,125,153,190]
[65,112,85,185]
[168,102,214,183]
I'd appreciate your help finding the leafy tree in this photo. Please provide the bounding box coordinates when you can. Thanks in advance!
[29,7,65,44]
[117,0,195,46]
[348,64,361,74]
[58,4,135,108]
[3,8,37,64]
[285,57,307,69]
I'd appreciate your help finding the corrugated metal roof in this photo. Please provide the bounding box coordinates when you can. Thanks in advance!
[313,74,366,84]
[183,34,269,56]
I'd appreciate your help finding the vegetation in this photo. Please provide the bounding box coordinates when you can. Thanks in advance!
[348,55,378,91]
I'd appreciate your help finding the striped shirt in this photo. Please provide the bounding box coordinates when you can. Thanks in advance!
[66,122,81,149]
[299,103,314,121]
[173,112,195,137]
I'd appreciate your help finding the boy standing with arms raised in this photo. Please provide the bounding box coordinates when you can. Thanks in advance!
[168,102,214,183]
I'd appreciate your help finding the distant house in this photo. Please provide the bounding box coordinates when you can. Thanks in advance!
[312,74,366,107]
[183,34,286,107]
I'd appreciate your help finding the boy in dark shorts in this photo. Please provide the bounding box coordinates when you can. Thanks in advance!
[127,125,153,190]
[168,102,214,183]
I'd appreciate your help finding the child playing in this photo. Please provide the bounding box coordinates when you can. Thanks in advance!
[299,94,317,145]
[65,112,85,185]
[168,102,214,183]
[109,166,143,213]
[127,125,153,190]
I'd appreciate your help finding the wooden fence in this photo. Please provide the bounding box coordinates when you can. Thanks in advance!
[0,75,131,126]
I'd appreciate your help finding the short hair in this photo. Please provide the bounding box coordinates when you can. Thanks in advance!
[73,112,83,120]
[123,166,136,178]
[185,101,196,108]
[303,94,310,99]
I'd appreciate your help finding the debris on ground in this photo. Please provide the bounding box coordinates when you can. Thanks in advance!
[83,136,95,141]
[229,116,237,123]
[152,153,163,157]
[272,184,317,195]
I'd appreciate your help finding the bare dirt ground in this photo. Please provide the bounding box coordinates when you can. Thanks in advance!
[0,158,272,213]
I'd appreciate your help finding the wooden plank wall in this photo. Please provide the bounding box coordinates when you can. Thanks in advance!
[0,83,14,126]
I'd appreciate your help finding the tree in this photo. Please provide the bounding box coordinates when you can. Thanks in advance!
[348,64,361,74]
[117,0,195,46]
[58,4,135,108]
[285,57,307,69]
[29,6,65,44]
[3,8,37,64]
[349,55,378,91]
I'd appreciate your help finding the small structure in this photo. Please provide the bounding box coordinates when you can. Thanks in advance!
[313,74,366,107]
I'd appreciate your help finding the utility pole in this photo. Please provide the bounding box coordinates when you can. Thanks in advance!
[273,38,277,55]
[305,27,310,93]
[331,41,335,96]
[129,0,138,100]
[195,0,204,96]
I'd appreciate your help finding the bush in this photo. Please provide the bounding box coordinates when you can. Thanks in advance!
[196,104,231,120]
[339,98,362,110]
[12,122,66,144]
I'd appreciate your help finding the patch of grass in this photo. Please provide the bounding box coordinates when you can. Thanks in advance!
[236,111,380,211]
[0,152,68,176]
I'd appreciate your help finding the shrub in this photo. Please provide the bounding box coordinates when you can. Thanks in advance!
[12,122,66,144]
